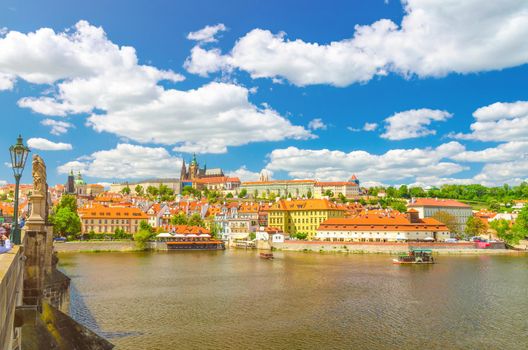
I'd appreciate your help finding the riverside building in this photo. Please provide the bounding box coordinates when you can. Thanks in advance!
[316,209,450,242]
[78,205,149,234]
[268,199,346,239]
[407,198,472,234]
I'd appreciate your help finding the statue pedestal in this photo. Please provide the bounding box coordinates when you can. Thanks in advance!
[26,193,46,232]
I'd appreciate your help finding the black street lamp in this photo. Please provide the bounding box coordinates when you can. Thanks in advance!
[9,135,30,244]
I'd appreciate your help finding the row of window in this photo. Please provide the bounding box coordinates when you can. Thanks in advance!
[83,219,138,225]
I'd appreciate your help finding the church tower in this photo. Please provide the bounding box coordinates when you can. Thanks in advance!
[66,169,75,194]
[189,153,199,180]
[180,159,187,180]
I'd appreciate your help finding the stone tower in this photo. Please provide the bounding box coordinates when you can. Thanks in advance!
[189,153,198,180]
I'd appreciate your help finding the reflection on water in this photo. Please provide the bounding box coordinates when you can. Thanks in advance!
[59,251,528,350]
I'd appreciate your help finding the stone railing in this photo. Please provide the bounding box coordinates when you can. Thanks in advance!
[0,246,24,350]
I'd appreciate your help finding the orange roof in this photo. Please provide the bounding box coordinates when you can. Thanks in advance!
[407,198,470,208]
[162,225,210,235]
[269,199,343,211]
[318,216,448,232]
[79,206,148,219]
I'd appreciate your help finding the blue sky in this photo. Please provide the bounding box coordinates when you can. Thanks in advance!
[1,0,527,187]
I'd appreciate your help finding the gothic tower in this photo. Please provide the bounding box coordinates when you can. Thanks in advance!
[189,153,198,180]
[180,159,187,180]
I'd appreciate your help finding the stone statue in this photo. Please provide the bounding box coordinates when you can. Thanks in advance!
[32,155,47,195]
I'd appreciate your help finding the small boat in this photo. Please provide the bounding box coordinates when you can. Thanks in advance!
[393,249,435,264]
[260,252,274,260]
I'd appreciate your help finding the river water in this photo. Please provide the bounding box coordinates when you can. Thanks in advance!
[58,250,528,350]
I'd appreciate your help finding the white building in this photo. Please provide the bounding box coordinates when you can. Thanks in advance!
[407,198,472,234]
[315,210,450,242]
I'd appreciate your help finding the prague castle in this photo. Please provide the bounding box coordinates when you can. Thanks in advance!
[180,153,224,181]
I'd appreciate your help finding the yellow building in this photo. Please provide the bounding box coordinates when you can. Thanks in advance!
[268,199,345,238]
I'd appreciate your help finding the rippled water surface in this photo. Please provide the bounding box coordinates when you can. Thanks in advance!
[58,250,528,350]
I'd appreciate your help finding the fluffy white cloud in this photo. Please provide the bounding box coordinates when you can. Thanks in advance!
[0,21,183,90]
[58,144,182,179]
[265,142,466,183]
[308,118,327,130]
[381,109,452,140]
[27,137,72,151]
[184,46,228,77]
[453,101,528,142]
[41,119,74,135]
[473,159,528,185]
[185,1,528,86]
[451,141,528,163]
[227,166,266,182]
[187,24,226,43]
[0,21,312,153]
[87,82,313,154]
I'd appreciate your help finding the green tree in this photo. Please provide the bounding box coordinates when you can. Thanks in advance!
[51,207,81,237]
[226,192,233,198]
[390,201,407,213]
[146,185,159,196]
[432,211,458,234]
[239,189,247,198]
[134,185,144,196]
[488,200,500,212]
[188,213,205,227]
[306,190,312,199]
[489,219,512,242]
[121,185,131,195]
[171,213,188,225]
[57,194,78,212]
[248,232,256,240]
[139,220,154,233]
[510,206,528,244]
[397,185,409,198]
[324,189,334,198]
[269,192,277,201]
[465,216,487,237]
[294,232,308,240]
[134,229,155,250]
[254,189,259,198]
[338,193,347,203]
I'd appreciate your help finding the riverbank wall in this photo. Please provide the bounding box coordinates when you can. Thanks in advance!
[272,241,521,255]
[54,241,138,253]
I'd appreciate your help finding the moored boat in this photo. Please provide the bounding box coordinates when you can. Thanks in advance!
[393,249,435,264]
[260,252,274,260]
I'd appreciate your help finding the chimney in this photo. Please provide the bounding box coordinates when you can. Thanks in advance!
[406,209,419,223]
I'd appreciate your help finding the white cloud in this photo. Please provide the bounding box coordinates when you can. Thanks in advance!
[0,21,312,153]
[185,1,528,86]
[227,166,266,182]
[0,27,7,36]
[187,24,226,43]
[27,137,72,151]
[381,109,452,140]
[451,141,528,163]
[308,118,327,130]
[453,101,528,142]
[41,119,74,135]
[87,82,313,154]
[363,122,378,131]
[265,142,466,183]
[58,144,183,179]
[184,46,229,77]
[0,21,314,153]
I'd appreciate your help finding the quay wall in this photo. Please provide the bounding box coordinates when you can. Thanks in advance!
[0,246,24,350]
[272,241,516,255]
[54,241,138,253]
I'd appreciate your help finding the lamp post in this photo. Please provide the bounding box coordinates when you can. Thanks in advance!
[9,135,30,245]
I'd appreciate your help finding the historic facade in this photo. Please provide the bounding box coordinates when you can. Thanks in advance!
[180,153,224,182]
